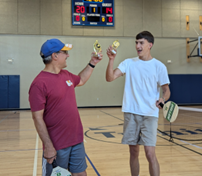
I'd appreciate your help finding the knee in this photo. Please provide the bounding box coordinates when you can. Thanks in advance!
[129,145,139,158]
[72,171,87,176]
[80,171,87,176]
[82,172,87,176]
[145,150,156,162]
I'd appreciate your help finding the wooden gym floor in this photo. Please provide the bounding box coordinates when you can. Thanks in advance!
[0,107,202,176]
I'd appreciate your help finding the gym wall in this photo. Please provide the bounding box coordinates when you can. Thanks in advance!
[0,0,202,108]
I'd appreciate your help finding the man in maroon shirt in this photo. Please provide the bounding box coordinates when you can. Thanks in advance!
[29,39,102,176]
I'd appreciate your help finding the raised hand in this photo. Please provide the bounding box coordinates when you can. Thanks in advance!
[106,45,117,61]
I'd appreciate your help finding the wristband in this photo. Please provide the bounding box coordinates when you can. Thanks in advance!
[88,63,95,68]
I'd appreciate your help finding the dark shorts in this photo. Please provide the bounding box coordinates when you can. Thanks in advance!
[42,142,87,176]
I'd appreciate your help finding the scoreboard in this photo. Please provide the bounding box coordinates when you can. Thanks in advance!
[72,0,114,26]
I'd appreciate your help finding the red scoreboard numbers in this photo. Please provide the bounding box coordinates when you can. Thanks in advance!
[75,6,113,14]
[106,7,112,14]
[75,6,85,13]
[75,16,80,21]
[108,17,113,22]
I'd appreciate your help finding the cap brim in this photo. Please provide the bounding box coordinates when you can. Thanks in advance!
[61,44,73,51]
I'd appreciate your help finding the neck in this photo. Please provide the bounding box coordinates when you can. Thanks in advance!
[43,64,61,74]
[139,53,153,61]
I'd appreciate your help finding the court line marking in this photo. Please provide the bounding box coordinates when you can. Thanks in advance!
[100,110,123,121]
[157,134,202,156]
[0,129,36,132]
[33,134,39,176]
[0,112,19,124]
[0,148,42,152]
[180,140,202,149]
[0,116,8,124]
[85,153,100,176]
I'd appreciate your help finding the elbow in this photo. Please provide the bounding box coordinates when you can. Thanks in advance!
[106,74,114,82]
[106,77,113,82]
[78,81,85,87]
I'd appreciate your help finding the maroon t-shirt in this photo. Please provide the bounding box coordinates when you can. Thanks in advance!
[29,70,83,150]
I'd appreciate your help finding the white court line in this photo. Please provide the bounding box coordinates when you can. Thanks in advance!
[84,138,87,143]
[179,107,202,112]
[157,131,202,150]
[180,140,202,149]
[33,134,39,176]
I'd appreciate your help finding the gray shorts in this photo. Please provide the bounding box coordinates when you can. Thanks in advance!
[122,113,158,146]
[42,142,87,176]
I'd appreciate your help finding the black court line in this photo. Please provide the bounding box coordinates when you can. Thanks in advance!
[100,110,124,121]
[85,129,121,145]
[157,135,202,156]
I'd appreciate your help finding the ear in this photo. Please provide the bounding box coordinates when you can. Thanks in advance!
[51,53,57,60]
[149,43,153,49]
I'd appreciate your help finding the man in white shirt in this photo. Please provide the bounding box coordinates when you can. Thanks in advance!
[106,31,170,176]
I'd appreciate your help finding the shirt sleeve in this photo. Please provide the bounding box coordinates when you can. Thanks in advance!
[69,72,81,87]
[29,83,46,112]
[158,64,170,86]
[117,59,128,74]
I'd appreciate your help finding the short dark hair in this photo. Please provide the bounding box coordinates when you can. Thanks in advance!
[136,31,154,44]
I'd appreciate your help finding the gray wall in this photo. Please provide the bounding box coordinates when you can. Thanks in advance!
[0,0,202,108]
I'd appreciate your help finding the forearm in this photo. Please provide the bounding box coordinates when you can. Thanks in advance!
[162,85,170,101]
[33,116,54,149]
[78,64,94,86]
[106,60,115,82]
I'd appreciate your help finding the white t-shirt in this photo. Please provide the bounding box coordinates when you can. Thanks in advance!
[118,57,170,117]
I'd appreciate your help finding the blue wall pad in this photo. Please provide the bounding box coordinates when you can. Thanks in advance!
[0,76,9,108]
[8,75,20,108]
[169,74,202,104]
[0,75,20,109]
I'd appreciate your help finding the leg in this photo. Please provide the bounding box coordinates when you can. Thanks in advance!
[144,146,160,176]
[129,145,140,176]
[69,143,87,176]
[72,170,87,176]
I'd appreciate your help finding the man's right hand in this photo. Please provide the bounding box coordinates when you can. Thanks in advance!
[106,45,117,61]
[43,146,57,164]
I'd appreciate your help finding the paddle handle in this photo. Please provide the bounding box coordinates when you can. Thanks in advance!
[52,159,57,168]
[159,102,164,108]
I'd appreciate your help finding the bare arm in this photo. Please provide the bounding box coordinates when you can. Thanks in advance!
[32,110,56,164]
[106,46,123,82]
[156,84,171,108]
[77,52,103,86]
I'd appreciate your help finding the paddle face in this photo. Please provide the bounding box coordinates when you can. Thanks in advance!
[161,101,179,123]
[51,166,71,176]
[51,160,71,176]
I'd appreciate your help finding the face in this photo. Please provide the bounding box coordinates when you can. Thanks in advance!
[135,38,153,58]
[56,50,69,68]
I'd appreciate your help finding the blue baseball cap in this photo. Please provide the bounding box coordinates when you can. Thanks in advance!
[40,39,73,58]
